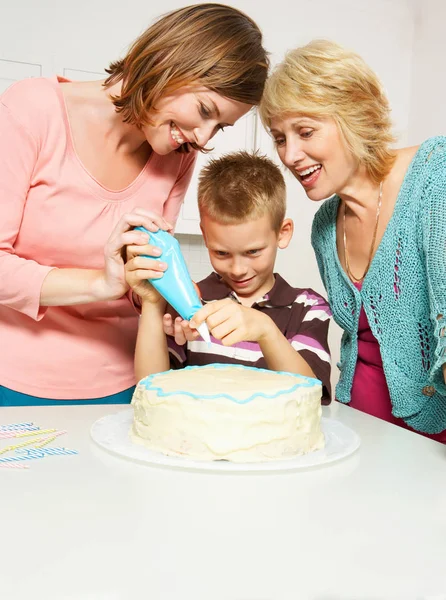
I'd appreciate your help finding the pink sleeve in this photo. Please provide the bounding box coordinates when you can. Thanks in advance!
[0,101,55,321]
[163,150,198,229]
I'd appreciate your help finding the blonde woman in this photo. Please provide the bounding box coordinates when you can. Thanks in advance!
[260,40,446,441]
[0,3,268,406]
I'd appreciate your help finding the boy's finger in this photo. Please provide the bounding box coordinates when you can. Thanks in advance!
[210,321,237,343]
[162,314,173,333]
[179,320,192,340]
[220,330,242,347]
[206,303,239,330]
[173,319,187,344]
[133,244,163,257]
[190,301,222,328]
[132,256,167,271]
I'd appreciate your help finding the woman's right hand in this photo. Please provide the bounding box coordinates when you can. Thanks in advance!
[99,208,171,301]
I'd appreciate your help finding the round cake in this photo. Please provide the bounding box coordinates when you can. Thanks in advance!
[131,364,324,463]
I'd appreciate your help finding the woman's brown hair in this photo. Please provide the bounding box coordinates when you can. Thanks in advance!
[104,3,269,143]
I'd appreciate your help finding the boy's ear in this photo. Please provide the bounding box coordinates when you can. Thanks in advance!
[277,218,294,249]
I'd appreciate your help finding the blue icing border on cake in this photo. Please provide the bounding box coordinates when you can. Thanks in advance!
[139,363,322,405]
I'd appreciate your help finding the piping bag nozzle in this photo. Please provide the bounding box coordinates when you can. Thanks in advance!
[197,322,211,345]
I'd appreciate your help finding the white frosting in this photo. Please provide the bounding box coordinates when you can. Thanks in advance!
[131,364,324,463]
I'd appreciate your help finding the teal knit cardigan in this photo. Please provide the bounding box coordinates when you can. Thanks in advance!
[311,136,446,434]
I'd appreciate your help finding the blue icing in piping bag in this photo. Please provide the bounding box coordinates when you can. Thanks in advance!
[134,226,211,344]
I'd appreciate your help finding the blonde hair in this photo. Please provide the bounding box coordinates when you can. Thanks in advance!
[104,3,268,152]
[198,151,286,232]
[259,39,396,183]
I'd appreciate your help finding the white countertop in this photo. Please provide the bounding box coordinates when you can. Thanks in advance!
[0,401,445,600]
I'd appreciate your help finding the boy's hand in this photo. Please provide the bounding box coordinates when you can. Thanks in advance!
[190,298,272,346]
[125,244,167,306]
[163,314,200,345]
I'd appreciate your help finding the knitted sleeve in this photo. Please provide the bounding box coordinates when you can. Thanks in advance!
[421,143,446,387]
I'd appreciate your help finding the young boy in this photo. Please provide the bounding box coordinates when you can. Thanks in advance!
[125,151,332,403]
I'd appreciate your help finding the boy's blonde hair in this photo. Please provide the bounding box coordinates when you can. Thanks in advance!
[198,151,286,233]
[104,4,268,153]
[259,39,396,183]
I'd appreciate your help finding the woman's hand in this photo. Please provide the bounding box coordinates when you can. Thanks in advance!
[98,208,172,301]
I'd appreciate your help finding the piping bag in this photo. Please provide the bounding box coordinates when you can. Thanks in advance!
[134,226,211,344]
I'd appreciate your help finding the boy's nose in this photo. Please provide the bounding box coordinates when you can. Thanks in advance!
[230,261,248,279]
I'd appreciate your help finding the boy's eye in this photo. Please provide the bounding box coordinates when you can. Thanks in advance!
[246,249,260,256]
[301,129,313,138]
[215,251,228,257]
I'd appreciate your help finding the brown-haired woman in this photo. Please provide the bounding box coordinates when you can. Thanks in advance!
[0,3,268,406]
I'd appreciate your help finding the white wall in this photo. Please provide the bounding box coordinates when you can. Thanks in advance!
[408,0,446,144]
[0,0,424,392]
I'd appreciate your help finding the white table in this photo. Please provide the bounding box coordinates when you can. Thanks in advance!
[0,402,445,600]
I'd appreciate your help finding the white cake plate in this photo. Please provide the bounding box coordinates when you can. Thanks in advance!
[90,409,360,473]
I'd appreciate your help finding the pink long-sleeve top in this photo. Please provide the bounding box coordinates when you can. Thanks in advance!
[0,76,196,399]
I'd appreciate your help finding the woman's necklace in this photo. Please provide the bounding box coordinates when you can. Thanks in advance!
[343,181,383,283]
